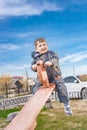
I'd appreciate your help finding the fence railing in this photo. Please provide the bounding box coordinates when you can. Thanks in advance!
[68,92,81,99]
[0,91,81,110]
[0,94,33,110]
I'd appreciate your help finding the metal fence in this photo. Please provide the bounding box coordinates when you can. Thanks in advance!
[0,91,81,110]
[68,92,81,99]
[0,94,33,110]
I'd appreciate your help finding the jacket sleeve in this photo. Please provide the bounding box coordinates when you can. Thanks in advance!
[50,52,58,65]
[48,51,62,75]
[31,51,40,65]
[31,51,40,72]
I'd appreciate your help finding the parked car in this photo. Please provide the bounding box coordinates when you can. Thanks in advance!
[63,75,87,99]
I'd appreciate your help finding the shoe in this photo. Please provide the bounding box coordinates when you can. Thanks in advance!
[64,105,73,116]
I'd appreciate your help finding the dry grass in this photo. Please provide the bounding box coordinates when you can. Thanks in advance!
[36,99,87,130]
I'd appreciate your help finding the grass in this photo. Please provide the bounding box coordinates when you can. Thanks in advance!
[0,106,22,129]
[0,106,22,118]
[0,100,87,130]
[36,100,87,130]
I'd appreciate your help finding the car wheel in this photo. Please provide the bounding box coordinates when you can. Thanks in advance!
[81,88,87,99]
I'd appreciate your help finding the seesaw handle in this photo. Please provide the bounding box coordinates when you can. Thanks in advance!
[37,62,49,87]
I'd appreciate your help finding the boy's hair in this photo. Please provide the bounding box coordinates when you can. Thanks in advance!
[34,38,46,49]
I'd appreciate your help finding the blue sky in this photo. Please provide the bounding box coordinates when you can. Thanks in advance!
[0,0,87,78]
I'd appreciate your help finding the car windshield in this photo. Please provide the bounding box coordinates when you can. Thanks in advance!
[76,75,87,82]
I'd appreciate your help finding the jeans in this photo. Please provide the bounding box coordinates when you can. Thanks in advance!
[54,77,69,103]
[32,77,69,103]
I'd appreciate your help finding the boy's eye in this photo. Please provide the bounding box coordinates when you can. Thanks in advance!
[38,43,46,48]
[43,44,46,46]
[39,45,42,47]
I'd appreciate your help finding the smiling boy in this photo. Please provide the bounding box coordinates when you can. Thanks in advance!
[31,38,73,115]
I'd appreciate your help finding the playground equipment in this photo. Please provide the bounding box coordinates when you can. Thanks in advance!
[5,62,55,130]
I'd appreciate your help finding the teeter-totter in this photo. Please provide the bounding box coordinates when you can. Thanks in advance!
[5,62,55,130]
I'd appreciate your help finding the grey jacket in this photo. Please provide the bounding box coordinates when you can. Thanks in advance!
[31,51,61,80]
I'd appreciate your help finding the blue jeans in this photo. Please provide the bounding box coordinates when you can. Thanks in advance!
[54,77,69,103]
[32,77,69,103]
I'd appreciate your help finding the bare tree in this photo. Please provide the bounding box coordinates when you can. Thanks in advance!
[0,75,11,98]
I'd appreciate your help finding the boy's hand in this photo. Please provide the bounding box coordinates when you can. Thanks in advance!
[36,60,43,65]
[32,64,37,71]
[44,61,53,67]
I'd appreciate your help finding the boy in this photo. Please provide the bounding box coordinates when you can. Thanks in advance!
[31,38,73,115]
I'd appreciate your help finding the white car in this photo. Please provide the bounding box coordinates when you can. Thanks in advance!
[63,75,87,99]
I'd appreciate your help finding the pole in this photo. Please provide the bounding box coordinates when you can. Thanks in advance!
[73,64,75,75]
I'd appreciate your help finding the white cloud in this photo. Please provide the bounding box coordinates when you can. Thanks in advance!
[0,0,86,18]
[60,51,87,63]
[0,0,62,17]
[75,65,87,75]
[0,64,24,71]
[62,64,87,77]
[0,31,38,39]
[14,32,36,38]
[0,43,21,52]
[72,54,87,62]
[0,63,26,75]
[0,63,36,77]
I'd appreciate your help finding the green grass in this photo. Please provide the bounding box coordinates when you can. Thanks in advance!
[0,106,22,118]
[0,100,87,130]
[0,106,23,129]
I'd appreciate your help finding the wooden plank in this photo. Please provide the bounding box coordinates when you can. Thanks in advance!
[5,62,55,130]
[5,83,55,130]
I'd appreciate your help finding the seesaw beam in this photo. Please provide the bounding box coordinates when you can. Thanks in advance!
[5,83,55,130]
[5,62,55,130]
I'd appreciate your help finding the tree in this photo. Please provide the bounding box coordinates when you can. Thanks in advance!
[0,75,11,98]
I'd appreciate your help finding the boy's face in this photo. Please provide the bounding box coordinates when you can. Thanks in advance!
[36,41,48,54]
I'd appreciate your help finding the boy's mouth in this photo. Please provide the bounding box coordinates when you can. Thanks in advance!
[40,47,47,51]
